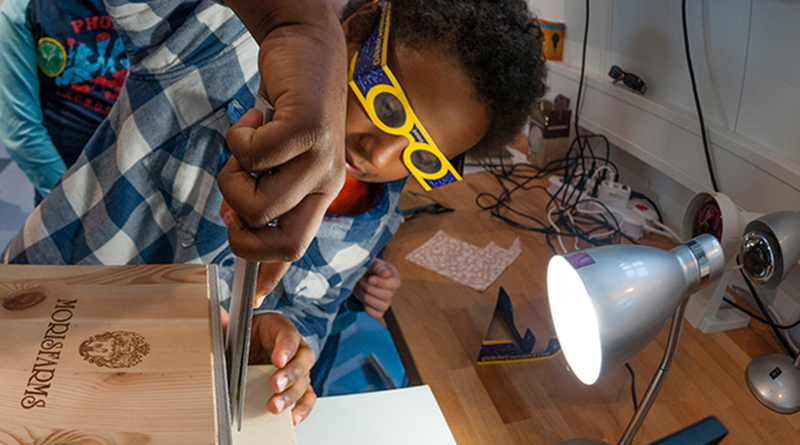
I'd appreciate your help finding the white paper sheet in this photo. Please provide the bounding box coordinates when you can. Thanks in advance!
[294,385,457,445]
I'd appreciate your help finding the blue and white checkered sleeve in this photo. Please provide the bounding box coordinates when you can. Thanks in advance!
[242,182,406,355]
[211,248,336,356]
[104,0,239,71]
[249,240,382,355]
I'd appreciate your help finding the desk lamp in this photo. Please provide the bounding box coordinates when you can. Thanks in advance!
[681,192,761,333]
[741,211,800,413]
[547,234,725,445]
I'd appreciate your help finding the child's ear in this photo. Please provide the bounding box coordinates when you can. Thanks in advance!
[342,1,381,50]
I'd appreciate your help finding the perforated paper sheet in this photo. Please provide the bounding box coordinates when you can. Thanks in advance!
[405,231,522,292]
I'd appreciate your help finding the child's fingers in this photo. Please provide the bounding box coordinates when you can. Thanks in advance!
[383,260,400,276]
[265,315,303,368]
[268,341,315,407]
[220,305,229,337]
[362,294,391,313]
[358,282,395,302]
[375,266,392,277]
[367,274,401,290]
[352,280,368,302]
[268,372,311,415]
[369,258,394,277]
[291,382,317,425]
[363,304,386,320]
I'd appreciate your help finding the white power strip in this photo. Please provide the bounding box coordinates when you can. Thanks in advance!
[548,175,661,240]
[597,180,631,209]
[546,175,594,206]
[576,200,650,240]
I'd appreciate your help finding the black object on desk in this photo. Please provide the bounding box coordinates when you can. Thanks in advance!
[645,416,728,445]
[400,191,454,221]
[401,202,454,220]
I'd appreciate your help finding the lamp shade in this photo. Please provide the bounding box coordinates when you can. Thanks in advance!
[741,211,800,289]
[547,234,724,385]
[681,192,761,263]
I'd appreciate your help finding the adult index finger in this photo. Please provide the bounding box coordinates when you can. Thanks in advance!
[225,192,333,264]
[218,146,343,230]
[225,103,334,175]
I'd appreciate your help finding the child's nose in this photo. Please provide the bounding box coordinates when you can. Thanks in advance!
[368,133,407,169]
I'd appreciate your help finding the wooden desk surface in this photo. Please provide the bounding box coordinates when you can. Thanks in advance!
[382,171,800,445]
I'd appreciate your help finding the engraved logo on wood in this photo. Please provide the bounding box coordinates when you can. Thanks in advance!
[79,331,150,368]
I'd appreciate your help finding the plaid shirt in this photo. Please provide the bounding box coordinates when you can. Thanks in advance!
[1,0,406,354]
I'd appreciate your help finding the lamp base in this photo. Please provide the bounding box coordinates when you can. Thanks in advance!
[746,353,800,414]
[558,440,611,444]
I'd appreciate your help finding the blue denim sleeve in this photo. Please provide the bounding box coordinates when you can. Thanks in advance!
[0,0,68,197]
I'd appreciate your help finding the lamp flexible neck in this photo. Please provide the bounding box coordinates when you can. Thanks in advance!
[617,297,690,445]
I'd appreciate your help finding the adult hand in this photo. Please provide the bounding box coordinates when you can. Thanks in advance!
[248,312,317,425]
[219,202,296,305]
[352,258,401,321]
[219,0,347,264]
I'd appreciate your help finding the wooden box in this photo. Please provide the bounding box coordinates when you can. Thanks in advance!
[527,95,572,169]
[0,264,230,445]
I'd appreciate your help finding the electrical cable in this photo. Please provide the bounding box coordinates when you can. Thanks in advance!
[558,1,642,405]
[474,2,636,254]
[722,296,800,330]
[473,0,640,411]
[681,0,720,193]
[475,0,637,406]
[625,362,638,411]
[643,222,683,244]
[574,0,590,152]
[474,149,633,255]
[743,272,795,359]
[727,257,797,358]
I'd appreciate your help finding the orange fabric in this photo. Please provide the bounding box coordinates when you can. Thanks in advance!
[326,176,373,215]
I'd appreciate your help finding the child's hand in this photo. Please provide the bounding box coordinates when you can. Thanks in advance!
[219,262,315,425]
[353,258,401,321]
[248,312,317,425]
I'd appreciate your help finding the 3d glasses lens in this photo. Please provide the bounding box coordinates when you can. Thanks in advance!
[374,92,406,128]
[409,149,442,174]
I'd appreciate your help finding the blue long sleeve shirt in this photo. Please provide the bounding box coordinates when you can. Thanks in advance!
[0,0,127,197]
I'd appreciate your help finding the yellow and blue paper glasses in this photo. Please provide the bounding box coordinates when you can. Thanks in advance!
[348,0,462,191]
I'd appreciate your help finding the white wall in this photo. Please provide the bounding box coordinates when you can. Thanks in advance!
[527,0,800,216]
[526,0,800,341]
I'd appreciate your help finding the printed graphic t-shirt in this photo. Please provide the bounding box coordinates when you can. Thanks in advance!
[28,0,128,167]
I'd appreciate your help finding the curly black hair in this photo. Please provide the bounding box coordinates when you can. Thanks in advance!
[342,0,547,157]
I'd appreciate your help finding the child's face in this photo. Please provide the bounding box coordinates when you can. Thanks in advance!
[344,43,490,184]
